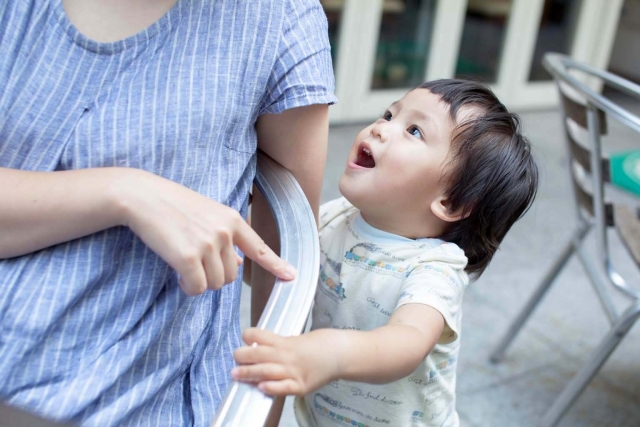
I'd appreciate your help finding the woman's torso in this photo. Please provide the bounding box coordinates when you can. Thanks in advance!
[0,0,334,425]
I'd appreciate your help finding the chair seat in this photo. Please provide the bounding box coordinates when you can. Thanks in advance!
[614,204,640,267]
[610,150,640,196]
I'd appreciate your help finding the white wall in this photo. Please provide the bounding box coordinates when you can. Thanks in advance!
[608,0,640,82]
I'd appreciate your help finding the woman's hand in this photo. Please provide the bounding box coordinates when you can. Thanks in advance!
[116,169,296,296]
[231,328,341,396]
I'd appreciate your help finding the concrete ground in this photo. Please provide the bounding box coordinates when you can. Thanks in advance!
[241,94,640,427]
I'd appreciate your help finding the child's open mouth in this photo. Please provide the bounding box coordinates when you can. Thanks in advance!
[355,143,375,168]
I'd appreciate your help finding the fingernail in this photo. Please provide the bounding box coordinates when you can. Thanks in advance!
[231,368,238,379]
[284,264,297,279]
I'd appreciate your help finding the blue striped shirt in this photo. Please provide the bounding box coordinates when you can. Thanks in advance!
[0,0,336,425]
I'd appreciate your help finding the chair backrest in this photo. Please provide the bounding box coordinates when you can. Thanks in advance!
[544,52,640,300]
[556,83,615,226]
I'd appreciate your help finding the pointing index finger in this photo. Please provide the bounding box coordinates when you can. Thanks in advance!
[234,219,296,281]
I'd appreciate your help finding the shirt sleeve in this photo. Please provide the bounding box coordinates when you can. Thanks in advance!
[259,0,338,115]
[395,263,465,344]
[319,197,352,230]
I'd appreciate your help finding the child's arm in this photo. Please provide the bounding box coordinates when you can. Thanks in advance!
[232,303,445,396]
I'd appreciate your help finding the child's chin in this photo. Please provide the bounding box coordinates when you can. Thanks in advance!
[338,176,358,199]
[338,185,365,211]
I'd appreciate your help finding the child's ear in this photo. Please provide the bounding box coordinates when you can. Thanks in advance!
[430,196,469,223]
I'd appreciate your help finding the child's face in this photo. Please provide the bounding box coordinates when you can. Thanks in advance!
[339,89,461,237]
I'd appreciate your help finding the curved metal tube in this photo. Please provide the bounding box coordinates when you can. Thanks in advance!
[544,53,640,300]
[211,151,320,427]
[543,53,640,134]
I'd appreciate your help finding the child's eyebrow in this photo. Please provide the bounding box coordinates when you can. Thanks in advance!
[391,101,431,123]
[390,101,438,133]
[407,108,438,135]
[407,108,432,126]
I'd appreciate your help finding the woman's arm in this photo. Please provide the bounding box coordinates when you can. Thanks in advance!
[250,103,329,325]
[0,166,295,294]
[0,167,129,259]
[232,303,445,395]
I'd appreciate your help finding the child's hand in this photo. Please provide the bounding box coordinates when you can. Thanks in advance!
[232,328,341,396]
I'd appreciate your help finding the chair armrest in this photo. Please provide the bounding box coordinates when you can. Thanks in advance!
[210,151,320,427]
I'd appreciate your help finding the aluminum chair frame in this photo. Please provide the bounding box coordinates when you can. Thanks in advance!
[211,151,319,427]
[489,53,640,427]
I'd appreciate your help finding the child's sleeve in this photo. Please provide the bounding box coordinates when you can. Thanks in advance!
[319,197,353,231]
[395,264,466,344]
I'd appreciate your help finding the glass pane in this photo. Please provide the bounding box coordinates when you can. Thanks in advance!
[320,0,344,69]
[371,0,437,90]
[455,0,513,82]
[529,0,582,81]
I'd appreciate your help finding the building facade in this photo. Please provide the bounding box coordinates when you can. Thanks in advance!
[322,0,626,123]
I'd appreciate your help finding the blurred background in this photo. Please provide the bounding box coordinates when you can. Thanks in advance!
[320,0,639,124]
[243,0,640,426]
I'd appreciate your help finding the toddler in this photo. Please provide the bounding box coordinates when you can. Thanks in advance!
[233,79,538,427]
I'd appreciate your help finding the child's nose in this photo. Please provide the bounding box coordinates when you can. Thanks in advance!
[371,122,391,142]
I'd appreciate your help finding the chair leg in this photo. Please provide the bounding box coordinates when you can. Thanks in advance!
[541,301,640,427]
[490,226,588,364]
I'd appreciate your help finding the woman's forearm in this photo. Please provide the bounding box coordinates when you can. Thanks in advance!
[1,165,296,294]
[0,167,130,259]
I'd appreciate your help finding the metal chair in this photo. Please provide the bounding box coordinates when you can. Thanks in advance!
[489,53,640,427]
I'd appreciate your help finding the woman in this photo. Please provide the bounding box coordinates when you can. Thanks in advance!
[0,0,336,425]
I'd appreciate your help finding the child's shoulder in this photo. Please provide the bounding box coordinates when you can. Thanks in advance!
[319,197,357,230]
[406,241,469,282]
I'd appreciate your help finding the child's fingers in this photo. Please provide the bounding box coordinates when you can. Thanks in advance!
[231,363,289,383]
[258,379,304,397]
[241,328,279,346]
[233,343,279,365]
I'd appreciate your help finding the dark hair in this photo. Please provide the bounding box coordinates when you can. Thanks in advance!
[417,79,538,277]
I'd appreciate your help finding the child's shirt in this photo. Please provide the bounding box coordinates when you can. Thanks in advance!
[295,197,469,427]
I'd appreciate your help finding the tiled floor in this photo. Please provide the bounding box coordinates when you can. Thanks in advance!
[241,96,640,426]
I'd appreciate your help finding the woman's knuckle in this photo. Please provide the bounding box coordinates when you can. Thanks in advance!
[217,228,233,243]
[184,282,206,296]
[180,249,200,266]
[229,210,242,224]
[226,268,238,283]
[202,240,215,253]
[208,277,223,290]
[194,280,207,294]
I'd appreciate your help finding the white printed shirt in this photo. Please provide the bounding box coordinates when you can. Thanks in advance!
[295,198,469,427]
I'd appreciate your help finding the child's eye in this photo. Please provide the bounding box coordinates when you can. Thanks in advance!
[407,125,422,139]
[382,111,392,121]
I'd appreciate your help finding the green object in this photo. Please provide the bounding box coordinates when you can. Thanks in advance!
[610,150,640,196]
